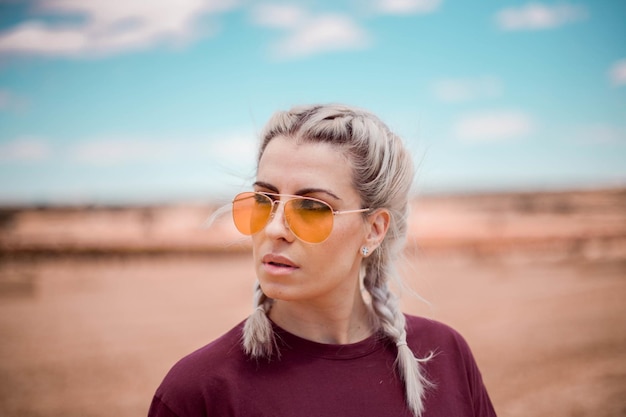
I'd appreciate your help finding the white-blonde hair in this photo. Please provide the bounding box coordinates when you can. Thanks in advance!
[242,104,433,416]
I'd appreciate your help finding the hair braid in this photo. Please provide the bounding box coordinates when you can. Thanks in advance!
[363,253,434,417]
[242,282,277,358]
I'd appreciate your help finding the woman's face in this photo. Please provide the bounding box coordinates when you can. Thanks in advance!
[252,135,369,308]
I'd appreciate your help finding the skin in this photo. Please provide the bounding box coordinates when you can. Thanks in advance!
[252,135,390,345]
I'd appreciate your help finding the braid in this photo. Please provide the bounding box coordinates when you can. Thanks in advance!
[364,252,434,417]
[242,281,277,358]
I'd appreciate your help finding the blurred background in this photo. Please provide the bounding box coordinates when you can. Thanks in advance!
[0,1,625,416]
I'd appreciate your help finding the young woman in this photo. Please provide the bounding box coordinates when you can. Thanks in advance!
[148,104,496,417]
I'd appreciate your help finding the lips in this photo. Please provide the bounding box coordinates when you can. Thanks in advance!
[262,254,299,270]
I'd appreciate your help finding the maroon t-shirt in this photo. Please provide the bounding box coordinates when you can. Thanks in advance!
[148,315,496,417]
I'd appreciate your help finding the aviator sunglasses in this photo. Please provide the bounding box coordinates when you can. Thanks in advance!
[232,192,370,244]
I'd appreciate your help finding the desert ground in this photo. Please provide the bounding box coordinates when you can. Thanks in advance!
[0,188,625,416]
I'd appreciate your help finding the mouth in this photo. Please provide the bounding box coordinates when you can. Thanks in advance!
[262,254,299,273]
[267,261,296,268]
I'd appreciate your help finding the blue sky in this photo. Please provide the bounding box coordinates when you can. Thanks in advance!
[0,0,624,205]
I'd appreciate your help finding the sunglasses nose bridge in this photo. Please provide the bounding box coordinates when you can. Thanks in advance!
[264,198,292,234]
[267,198,278,219]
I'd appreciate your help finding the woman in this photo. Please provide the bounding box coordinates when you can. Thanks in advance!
[148,104,496,417]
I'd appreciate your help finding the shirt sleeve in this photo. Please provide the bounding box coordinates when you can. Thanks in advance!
[147,395,182,417]
[455,332,498,417]
[468,363,497,417]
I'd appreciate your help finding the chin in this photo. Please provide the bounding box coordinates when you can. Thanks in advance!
[258,279,301,302]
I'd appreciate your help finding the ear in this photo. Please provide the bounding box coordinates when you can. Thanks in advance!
[364,208,391,251]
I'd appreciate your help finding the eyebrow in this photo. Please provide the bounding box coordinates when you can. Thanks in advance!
[253,181,342,201]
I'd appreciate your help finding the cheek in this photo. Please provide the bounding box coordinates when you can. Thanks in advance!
[251,237,265,266]
[335,217,368,243]
[325,221,366,257]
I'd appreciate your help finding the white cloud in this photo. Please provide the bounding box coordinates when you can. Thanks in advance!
[496,3,587,31]
[268,13,369,59]
[0,131,257,166]
[68,132,257,166]
[575,124,626,144]
[250,4,369,59]
[0,21,90,56]
[251,4,306,29]
[0,137,51,162]
[454,110,534,142]
[374,0,442,15]
[3,1,372,60]
[70,138,185,164]
[0,0,239,57]
[609,59,626,87]
[208,133,257,168]
[432,76,503,103]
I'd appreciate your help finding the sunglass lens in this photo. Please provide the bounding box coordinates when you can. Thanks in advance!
[232,192,272,235]
[286,198,333,243]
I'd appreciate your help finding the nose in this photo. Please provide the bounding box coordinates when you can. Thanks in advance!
[263,200,295,242]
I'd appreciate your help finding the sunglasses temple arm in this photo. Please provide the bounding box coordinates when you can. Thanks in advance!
[201,203,232,229]
[335,208,371,215]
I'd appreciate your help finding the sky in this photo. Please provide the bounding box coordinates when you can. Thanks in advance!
[0,0,625,205]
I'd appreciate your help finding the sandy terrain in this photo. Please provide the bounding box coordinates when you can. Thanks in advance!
[2,188,625,259]
[0,188,625,416]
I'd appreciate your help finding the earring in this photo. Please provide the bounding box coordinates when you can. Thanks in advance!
[361,246,369,256]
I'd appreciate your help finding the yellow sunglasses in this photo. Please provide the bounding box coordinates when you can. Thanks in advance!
[232,192,370,244]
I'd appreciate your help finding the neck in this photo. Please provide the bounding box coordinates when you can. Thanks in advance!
[269,289,374,345]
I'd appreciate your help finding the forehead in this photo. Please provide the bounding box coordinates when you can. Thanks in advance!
[257,136,355,195]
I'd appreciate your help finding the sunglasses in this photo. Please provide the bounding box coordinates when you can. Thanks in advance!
[232,191,370,244]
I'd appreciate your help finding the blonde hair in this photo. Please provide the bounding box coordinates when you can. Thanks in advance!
[242,104,433,416]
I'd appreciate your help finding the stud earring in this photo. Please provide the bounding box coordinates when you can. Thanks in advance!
[361,246,369,256]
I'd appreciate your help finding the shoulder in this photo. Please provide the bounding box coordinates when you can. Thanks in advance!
[404,314,474,358]
[404,314,483,388]
[165,320,245,380]
[404,313,463,342]
[150,321,247,416]
[403,315,498,416]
